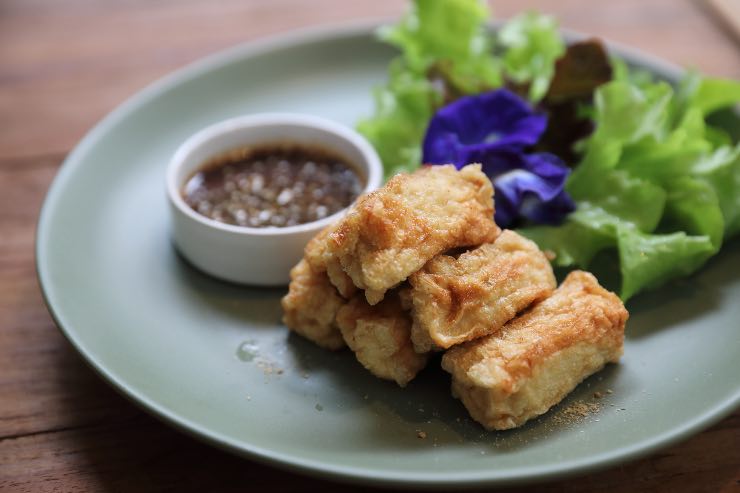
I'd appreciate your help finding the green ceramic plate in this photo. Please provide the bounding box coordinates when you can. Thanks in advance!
[37,23,740,488]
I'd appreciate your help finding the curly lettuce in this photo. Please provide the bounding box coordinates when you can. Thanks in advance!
[499,12,565,102]
[358,0,564,178]
[359,0,740,300]
[521,73,740,300]
[358,0,504,178]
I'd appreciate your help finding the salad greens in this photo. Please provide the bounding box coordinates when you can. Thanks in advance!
[357,0,501,178]
[498,12,564,102]
[529,72,740,300]
[359,0,740,301]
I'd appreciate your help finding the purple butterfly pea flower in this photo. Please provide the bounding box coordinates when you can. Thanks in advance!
[422,88,575,228]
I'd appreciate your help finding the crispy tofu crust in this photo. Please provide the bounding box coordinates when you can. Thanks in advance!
[336,291,429,387]
[281,259,346,350]
[409,230,556,352]
[304,224,357,299]
[441,271,628,430]
[307,165,499,305]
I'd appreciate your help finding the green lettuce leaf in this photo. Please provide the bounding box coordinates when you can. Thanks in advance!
[617,228,715,301]
[611,57,656,89]
[519,206,613,268]
[379,0,501,90]
[567,79,677,190]
[359,0,501,176]
[688,77,740,116]
[520,203,625,268]
[673,73,740,133]
[565,136,621,190]
[573,207,716,300]
[527,67,740,300]
[662,176,724,249]
[617,139,708,186]
[356,61,440,178]
[692,144,740,237]
[521,203,716,301]
[704,124,733,148]
[499,12,565,101]
[590,80,673,144]
[613,106,710,186]
[568,168,666,233]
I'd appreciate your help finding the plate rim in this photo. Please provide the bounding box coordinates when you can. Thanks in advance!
[35,20,740,488]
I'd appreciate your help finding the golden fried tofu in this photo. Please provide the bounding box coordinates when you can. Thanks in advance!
[336,291,429,387]
[409,230,556,352]
[281,259,346,350]
[441,271,628,430]
[307,165,499,305]
[304,223,357,299]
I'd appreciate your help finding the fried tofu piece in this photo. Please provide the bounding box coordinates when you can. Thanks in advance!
[441,271,628,430]
[304,223,357,299]
[307,164,500,305]
[281,259,346,350]
[409,230,556,352]
[336,291,429,387]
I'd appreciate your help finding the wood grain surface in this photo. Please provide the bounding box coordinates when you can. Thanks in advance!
[1,0,739,491]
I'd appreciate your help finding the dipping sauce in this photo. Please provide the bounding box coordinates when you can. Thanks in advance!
[183,145,363,228]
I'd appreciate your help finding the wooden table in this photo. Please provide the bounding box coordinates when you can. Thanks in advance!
[2,0,739,491]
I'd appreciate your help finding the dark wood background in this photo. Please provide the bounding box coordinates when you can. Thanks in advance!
[1,0,739,491]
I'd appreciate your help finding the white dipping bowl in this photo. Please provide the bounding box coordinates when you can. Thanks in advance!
[166,113,383,286]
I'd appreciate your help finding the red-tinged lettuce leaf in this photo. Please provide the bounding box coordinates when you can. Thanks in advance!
[533,40,612,164]
[532,99,594,165]
[545,39,612,102]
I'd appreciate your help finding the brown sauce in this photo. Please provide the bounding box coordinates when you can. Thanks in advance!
[183,145,363,228]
